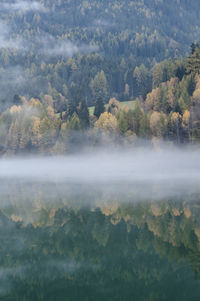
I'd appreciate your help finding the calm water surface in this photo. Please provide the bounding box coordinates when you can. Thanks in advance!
[0,179,200,301]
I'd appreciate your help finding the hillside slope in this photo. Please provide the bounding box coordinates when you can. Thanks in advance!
[0,0,200,104]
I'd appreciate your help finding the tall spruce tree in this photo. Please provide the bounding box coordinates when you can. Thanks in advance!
[94,97,105,118]
[66,98,77,118]
[90,70,108,118]
[78,99,89,128]
[186,45,200,75]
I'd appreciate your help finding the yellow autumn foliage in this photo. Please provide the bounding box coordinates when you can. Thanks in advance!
[31,117,42,146]
[9,105,22,114]
[171,112,182,125]
[29,98,42,108]
[95,112,119,133]
[150,111,166,137]
[192,88,200,104]
[107,97,120,115]
[145,87,160,111]
[47,105,55,119]
[182,110,190,128]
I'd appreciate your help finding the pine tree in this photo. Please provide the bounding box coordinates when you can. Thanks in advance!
[66,98,77,119]
[186,46,200,75]
[90,70,108,118]
[132,101,144,135]
[78,99,89,128]
[67,113,81,131]
[13,94,22,106]
[94,97,105,118]
[139,114,151,138]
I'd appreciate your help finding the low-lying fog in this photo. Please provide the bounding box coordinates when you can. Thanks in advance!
[0,147,199,183]
[0,147,198,203]
[0,146,199,223]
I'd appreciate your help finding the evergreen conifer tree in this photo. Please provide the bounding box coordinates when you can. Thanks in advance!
[78,99,89,128]
[94,97,105,118]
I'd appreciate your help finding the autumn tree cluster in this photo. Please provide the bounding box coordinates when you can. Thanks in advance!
[1,44,200,154]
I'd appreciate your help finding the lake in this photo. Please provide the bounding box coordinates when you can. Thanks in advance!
[0,150,200,300]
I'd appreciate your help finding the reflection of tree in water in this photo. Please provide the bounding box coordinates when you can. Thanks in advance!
[1,200,200,300]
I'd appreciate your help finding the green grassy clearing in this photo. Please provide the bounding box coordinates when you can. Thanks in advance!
[56,100,136,117]
[89,100,136,116]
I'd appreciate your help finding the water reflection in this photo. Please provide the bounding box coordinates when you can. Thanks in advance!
[0,179,200,224]
[0,181,200,300]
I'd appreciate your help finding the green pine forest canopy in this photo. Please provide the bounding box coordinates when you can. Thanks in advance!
[0,1,200,153]
[0,0,200,103]
[1,45,200,154]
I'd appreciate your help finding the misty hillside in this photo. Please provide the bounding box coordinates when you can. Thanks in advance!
[0,0,200,103]
[0,0,200,155]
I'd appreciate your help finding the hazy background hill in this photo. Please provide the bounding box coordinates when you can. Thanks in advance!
[0,0,200,104]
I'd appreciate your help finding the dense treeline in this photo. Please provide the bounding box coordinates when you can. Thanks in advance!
[1,44,200,154]
[1,1,200,153]
[1,0,200,104]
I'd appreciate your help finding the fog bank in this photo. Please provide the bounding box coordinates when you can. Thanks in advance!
[0,148,199,183]
[0,147,199,222]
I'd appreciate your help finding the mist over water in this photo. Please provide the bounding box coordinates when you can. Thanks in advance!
[0,146,199,208]
[0,146,200,299]
[0,147,199,182]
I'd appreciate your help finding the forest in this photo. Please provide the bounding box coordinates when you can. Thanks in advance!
[0,0,200,154]
[0,44,200,154]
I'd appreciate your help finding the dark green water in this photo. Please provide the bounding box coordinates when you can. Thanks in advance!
[1,182,200,300]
